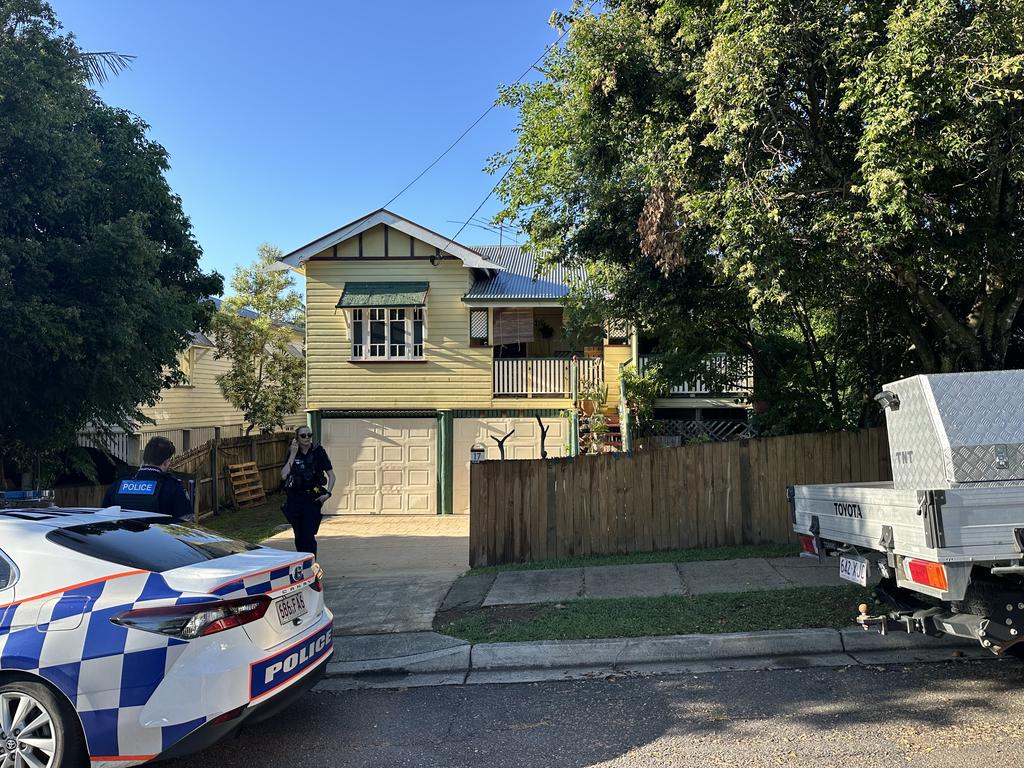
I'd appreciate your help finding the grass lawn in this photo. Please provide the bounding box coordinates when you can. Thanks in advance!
[200,493,289,544]
[469,543,800,575]
[435,584,872,644]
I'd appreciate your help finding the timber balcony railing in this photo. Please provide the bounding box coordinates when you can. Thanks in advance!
[493,357,604,399]
[638,354,754,397]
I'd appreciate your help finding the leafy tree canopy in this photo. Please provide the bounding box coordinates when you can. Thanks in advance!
[212,244,305,435]
[495,0,1024,433]
[0,0,222,473]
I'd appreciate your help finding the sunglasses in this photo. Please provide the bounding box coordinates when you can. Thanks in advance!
[297,433,312,439]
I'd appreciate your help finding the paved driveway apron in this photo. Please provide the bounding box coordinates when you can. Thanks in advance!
[266,515,469,635]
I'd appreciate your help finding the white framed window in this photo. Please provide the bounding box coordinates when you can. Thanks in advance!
[350,307,426,361]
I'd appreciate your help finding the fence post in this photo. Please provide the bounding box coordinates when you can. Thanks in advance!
[619,365,633,453]
[545,461,558,558]
[569,357,580,457]
[210,427,221,515]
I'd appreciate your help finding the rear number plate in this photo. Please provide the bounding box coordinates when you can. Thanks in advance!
[839,555,869,587]
[276,592,307,625]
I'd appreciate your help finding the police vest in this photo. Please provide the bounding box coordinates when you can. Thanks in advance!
[110,473,165,514]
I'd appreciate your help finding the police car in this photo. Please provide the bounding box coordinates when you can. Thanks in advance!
[0,500,334,767]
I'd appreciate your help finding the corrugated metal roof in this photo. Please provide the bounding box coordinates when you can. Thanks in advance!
[464,246,583,301]
[188,331,215,347]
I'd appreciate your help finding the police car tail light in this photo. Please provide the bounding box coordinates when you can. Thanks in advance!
[310,563,324,593]
[112,595,272,639]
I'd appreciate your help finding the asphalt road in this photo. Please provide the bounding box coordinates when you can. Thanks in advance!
[166,658,1024,767]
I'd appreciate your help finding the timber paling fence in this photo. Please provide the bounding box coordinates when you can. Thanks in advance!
[469,427,892,567]
[55,432,292,522]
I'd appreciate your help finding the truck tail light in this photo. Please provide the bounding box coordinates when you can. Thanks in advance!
[799,535,819,556]
[906,559,948,591]
[111,595,272,639]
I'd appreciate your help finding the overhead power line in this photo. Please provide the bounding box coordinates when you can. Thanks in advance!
[440,162,516,254]
[382,1,598,210]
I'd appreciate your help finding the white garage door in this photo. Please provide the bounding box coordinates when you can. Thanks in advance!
[453,417,566,515]
[321,418,437,515]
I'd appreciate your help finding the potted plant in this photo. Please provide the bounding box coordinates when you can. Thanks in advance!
[578,381,608,418]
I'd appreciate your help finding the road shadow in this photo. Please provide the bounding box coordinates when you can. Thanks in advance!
[161,657,1021,767]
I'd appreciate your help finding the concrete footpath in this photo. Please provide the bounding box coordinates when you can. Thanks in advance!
[266,516,993,689]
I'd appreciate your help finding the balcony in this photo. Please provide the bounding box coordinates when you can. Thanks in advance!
[493,357,604,399]
[638,354,753,397]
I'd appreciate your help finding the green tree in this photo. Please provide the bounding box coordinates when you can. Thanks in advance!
[494,0,1024,433]
[0,0,222,477]
[212,244,305,435]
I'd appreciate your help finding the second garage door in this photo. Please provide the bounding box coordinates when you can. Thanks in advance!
[452,417,566,515]
[321,418,437,515]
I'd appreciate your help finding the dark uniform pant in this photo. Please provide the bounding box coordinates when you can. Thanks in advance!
[284,494,323,556]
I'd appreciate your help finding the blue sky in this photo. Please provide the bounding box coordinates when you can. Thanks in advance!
[51,1,568,287]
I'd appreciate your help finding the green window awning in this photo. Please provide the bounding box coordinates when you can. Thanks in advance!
[336,281,429,309]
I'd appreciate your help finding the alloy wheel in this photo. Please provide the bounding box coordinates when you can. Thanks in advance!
[0,692,56,768]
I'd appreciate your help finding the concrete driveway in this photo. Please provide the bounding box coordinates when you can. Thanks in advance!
[266,515,469,635]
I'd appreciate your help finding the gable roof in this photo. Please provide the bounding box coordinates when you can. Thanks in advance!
[189,298,304,348]
[276,209,504,271]
[464,246,584,302]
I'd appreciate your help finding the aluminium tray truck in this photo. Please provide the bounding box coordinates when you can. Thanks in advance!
[791,370,1024,655]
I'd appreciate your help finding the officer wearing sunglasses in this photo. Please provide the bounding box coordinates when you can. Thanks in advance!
[280,426,335,556]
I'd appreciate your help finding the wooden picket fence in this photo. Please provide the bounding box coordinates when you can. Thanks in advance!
[168,432,292,521]
[54,484,108,508]
[54,431,293,522]
[469,427,892,567]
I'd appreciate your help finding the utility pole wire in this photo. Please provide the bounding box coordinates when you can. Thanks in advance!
[381,1,598,210]
[440,162,516,254]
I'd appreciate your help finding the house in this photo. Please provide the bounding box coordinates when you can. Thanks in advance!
[276,209,751,516]
[79,303,306,463]
[143,299,305,429]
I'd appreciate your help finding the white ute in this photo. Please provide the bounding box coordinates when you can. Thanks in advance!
[792,370,1024,655]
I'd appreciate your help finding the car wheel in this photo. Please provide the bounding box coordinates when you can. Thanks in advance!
[0,680,85,768]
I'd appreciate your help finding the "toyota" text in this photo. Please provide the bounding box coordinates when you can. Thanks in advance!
[833,502,863,518]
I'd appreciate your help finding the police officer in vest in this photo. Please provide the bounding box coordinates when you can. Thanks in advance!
[281,425,335,556]
[103,436,193,520]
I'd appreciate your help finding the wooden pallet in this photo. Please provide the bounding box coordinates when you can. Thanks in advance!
[227,461,266,509]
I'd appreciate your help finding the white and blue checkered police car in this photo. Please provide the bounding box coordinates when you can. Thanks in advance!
[0,499,334,767]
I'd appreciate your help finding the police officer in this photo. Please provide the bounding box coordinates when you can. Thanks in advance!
[103,436,193,520]
[281,426,335,556]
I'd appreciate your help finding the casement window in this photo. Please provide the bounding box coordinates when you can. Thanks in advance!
[350,307,425,360]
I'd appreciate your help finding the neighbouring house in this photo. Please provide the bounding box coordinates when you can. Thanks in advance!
[79,301,306,464]
[275,209,752,516]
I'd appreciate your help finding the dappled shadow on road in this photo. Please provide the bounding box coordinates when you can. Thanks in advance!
[160,658,1024,768]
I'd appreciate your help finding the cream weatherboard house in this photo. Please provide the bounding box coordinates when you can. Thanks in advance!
[80,303,305,464]
[277,209,751,516]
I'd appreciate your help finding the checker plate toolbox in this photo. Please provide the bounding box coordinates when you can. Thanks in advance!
[792,371,1024,654]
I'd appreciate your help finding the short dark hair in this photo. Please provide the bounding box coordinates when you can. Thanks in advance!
[142,436,176,466]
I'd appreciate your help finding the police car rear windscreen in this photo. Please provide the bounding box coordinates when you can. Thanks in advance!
[46,520,258,572]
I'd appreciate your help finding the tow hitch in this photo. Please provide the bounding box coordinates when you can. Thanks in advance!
[856,603,947,637]
[856,603,889,634]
